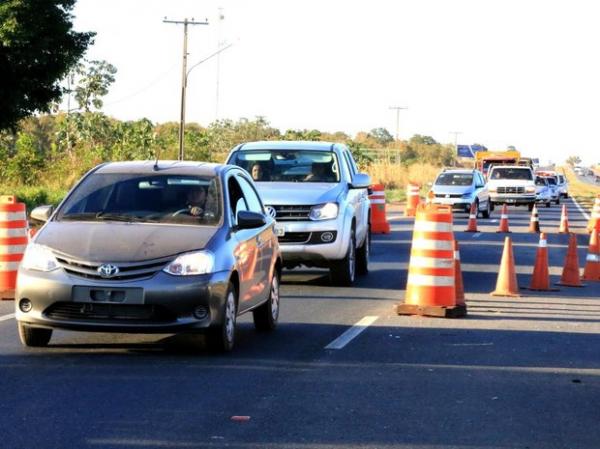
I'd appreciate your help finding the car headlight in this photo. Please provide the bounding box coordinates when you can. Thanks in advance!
[21,243,60,272]
[461,191,473,199]
[163,251,214,276]
[309,203,338,221]
[526,186,536,193]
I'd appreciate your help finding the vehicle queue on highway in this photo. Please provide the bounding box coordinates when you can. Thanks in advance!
[7,142,598,353]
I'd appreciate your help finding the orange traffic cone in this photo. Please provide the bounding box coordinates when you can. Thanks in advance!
[559,205,569,234]
[369,184,391,234]
[586,195,600,233]
[404,182,421,217]
[396,204,466,318]
[582,230,600,281]
[491,237,520,297]
[465,202,478,232]
[496,204,511,233]
[453,240,465,306]
[527,233,558,291]
[528,204,541,233]
[556,233,584,287]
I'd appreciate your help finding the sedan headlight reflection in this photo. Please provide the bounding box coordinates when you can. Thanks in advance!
[21,244,60,272]
[163,251,215,276]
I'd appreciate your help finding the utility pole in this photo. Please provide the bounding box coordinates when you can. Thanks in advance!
[163,17,209,161]
[389,106,408,141]
[215,7,224,121]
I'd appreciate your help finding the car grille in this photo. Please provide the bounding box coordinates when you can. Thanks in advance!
[278,232,311,244]
[54,254,173,281]
[44,302,175,323]
[270,205,312,221]
[434,193,463,198]
[497,186,525,194]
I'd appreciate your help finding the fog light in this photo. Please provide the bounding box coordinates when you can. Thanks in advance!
[193,306,208,320]
[19,299,32,313]
[321,232,334,243]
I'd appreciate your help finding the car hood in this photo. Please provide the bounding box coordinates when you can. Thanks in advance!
[35,222,218,262]
[255,182,343,205]
[431,185,473,195]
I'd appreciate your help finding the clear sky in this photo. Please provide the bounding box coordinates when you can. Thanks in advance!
[72,0,600,165]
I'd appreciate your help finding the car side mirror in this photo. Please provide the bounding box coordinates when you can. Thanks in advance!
[476,184,485,189]
[350,173,371,189]
[237,210,267,230]
[30,205,53,223]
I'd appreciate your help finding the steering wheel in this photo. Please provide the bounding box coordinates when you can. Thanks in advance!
[171,208,191,217]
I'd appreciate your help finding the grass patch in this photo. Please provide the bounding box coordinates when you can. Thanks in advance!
[0,185,67,213]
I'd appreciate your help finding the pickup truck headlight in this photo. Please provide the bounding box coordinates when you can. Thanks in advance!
[163,251,214,276]
[525,186,536,193]
[309,203,339,221]
[21,244,60,272]
[488,187,497,193]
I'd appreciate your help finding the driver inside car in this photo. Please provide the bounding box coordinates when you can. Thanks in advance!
[185,186,207,216]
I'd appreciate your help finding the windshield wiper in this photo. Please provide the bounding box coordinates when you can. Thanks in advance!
[94,212,146,222]
[60,212,100,221]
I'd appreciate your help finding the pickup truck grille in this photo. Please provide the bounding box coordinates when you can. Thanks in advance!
[271,205,312,221]
[496,186,525,194]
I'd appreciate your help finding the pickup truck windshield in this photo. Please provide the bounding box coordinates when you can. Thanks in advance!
[230,150,340,183]
[489,168,533,180]
[435,173,473,186]
[56,173,222,226]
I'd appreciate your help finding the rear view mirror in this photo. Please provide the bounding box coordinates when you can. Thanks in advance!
[350,173,371,189]
[30,205,53,223]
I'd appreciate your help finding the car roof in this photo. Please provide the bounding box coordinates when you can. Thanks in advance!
[440,169,477,174]
[93,161,228,177]
[235,141,338,151]
[489,165,531,170]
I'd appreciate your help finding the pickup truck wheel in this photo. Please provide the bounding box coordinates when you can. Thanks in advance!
[18,322,52,347]
[356,225,370,275]
[331,229,356,286]
[253,270,280,332]
[528,203,534,212]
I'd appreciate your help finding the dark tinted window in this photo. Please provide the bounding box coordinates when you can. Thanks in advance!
[435,173,473,186]
[57,173,222,225]
[535,177,547,186]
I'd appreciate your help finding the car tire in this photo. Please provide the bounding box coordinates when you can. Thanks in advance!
[18,322,52,347]
[356,224,370,276]
[546,201,551,208]
[528,203,534,211]
[253,270,280,332]
[207,282,237,352]
[555,197,560,205]
[490,202,495,212]
[331,228,356,286]
[481,199,491,219]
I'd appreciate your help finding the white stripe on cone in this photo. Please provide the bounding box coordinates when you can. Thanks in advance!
[587,254,600,262]
[0,228,28,238]
[370,199,386,204]
[0,244,27,254]
[408,256,454,268]
[407,274,454,287]
[0,261,20,271]
[411,239,453,250]
[413,221,453,232]
[0,211,26,221]
[539,240,547,247]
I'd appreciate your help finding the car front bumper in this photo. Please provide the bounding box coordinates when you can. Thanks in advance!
[15,267,230,333]
[430,198,473,211]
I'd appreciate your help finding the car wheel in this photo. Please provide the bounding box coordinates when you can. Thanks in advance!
[555,197,560,205]
[546,200,551,208]
[18,322,52,347]
[331,228,356,286]
[356,224,370,276]
[528,203,534,211]
[481,199,491,219]
[208,282,237,352]
[253,270,280,332]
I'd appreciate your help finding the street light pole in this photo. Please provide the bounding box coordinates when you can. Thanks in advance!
[163,17,209,161]
[389,106,408,141]
[450,131,462,166]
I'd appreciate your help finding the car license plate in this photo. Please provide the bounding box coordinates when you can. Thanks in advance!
[506,198,515,203]
[274,223,285,237]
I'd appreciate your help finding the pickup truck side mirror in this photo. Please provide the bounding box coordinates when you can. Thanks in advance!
[350,173,371,189]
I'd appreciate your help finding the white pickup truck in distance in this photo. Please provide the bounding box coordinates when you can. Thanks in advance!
[487,165,537,211]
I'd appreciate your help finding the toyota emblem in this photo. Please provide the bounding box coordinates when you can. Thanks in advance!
[265,206,277,219]
[97,264,120,278]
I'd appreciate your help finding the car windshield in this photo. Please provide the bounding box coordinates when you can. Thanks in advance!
[489,168,533,180]
[230,150,340,183]
[535,177,547,186]
[545,177,557,185]
[435,173,473,186]
[56,173,222,226]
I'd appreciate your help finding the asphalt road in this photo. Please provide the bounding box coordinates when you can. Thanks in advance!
[0,198,599,449]
[576,172,599,187]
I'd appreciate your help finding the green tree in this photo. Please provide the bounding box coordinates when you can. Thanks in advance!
[73,59,118,111]
[566,155,581,166]
[0,0,94,129]
[369,127,394,146]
